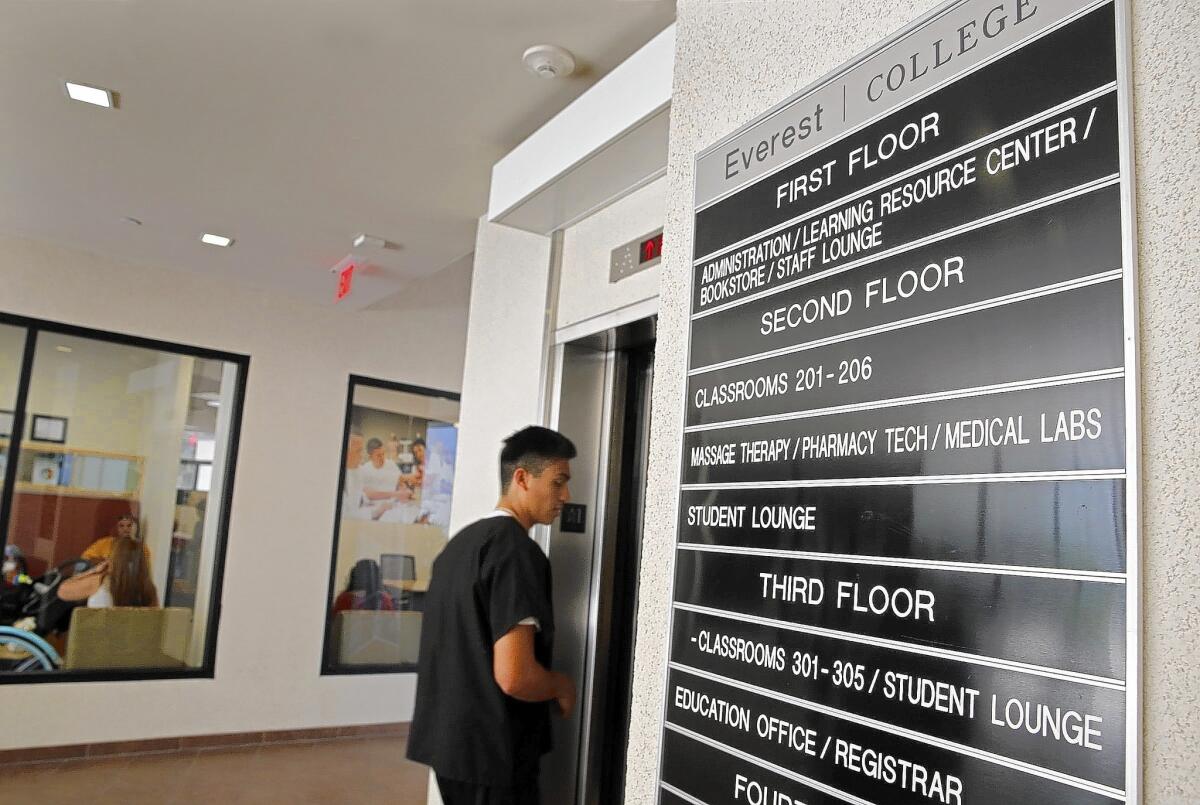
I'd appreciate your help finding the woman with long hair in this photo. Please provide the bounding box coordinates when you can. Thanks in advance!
[84,519,160,609]
[105,533,159,607]
[332,559,395,614]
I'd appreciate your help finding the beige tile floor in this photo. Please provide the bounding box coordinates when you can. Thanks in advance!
[0,736,429,805]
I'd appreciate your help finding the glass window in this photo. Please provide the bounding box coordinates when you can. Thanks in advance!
[0,322,245,680]
[322,377,460,673]
[0,325,28,499]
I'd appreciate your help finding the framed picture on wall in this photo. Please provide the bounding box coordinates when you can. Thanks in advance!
[31,454,63,486]
[0,409,12,438]
[31,414,67,443]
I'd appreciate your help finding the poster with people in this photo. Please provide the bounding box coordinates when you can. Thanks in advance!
[341,405,456,526]
[326,381,460,672]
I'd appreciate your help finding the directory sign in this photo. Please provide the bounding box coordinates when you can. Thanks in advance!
[657,1,1139,803]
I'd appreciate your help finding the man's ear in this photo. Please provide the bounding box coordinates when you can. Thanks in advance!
[511,466,528,492]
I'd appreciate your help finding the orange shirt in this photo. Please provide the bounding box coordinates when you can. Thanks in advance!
[80,536,153,566]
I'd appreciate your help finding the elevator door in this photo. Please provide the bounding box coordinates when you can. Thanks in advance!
[540,318,654,805]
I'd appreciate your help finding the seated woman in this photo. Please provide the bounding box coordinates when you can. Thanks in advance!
[333,559,396,614]
[87,534,159,608]
[82,514,153,567]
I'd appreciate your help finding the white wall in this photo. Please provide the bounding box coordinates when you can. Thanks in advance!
[0,234,470,750]
[557,176,666,333]
[623,0,1200,803]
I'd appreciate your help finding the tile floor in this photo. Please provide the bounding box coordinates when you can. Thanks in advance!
[0,736,429,805]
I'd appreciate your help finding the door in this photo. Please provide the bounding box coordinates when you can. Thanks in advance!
[540,318,655,805]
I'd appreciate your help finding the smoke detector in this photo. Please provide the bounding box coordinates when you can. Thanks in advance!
[522,45,576,79]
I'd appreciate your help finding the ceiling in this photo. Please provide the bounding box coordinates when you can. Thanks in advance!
[0,0,676,308]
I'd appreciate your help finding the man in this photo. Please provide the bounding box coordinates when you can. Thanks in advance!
[342,427,367,513]
[359,436,412,503]
[81,513,152,566]
[408,426,577,805]
[342,428,394,521]
[400,437,427,489]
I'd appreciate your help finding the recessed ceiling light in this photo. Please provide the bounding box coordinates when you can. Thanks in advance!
[56,345,73,353]
[200,233,234,247]
[352,233,383,249]
[206,400,221,408]
[351,233,400,251]
[64,81,114,108]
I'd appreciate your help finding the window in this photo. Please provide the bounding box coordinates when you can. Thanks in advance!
[322,376,460,674]
[0,315,246,681]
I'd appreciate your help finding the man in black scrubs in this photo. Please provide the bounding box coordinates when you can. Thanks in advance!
[408,426,578,805]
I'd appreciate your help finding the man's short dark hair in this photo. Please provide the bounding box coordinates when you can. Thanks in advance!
[412,437,426,448]
[366,437,384,453]
[500,426,577,492]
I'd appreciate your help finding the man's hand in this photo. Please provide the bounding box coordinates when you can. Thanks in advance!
[552,672,576,718]
[494,625,574,717]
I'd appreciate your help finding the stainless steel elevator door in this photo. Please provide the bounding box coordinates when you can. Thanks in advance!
[541,341,613,805]
[540,319,655,805]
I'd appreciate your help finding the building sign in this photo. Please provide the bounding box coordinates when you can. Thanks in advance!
[657,1,1138,803]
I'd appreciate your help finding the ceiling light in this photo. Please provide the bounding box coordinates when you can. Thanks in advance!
[352,233,386,249]
[200,233,234,247]
[64,81,114,108]
[56,345,73,353]
[522,45,576,79]
[206,400,221,408]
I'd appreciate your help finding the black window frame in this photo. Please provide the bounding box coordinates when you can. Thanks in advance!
[320,373,460,676]
[0,310,249,685]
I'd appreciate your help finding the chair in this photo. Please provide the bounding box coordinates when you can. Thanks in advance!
[380,553,416,581]
[380,553,416,609]
[64,607,192,670]
[332,611,422,666]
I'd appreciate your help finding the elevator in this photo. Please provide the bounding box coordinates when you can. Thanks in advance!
[539,316,655,805]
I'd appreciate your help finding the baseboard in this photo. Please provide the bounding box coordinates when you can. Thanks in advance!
[0,722,409,766]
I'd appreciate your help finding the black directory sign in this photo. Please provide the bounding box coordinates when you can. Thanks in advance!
[656,1,1139,803]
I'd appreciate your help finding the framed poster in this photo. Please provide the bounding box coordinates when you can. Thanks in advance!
[31,414,67,443]
[656,1,1139,803]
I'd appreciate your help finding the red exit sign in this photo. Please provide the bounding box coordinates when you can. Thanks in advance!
[336,263,355,301]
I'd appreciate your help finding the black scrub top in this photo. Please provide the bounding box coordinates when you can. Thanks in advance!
[407,515,555,787]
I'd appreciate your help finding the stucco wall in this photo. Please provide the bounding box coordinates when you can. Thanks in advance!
[447,218,552,535]
[1130,1,1200,800]
[624,1,1200,802]
[426,218,552,805]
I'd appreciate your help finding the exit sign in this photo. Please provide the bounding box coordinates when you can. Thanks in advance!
[336,263,354,301]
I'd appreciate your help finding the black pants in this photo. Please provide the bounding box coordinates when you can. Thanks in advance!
[435,774,540,805]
